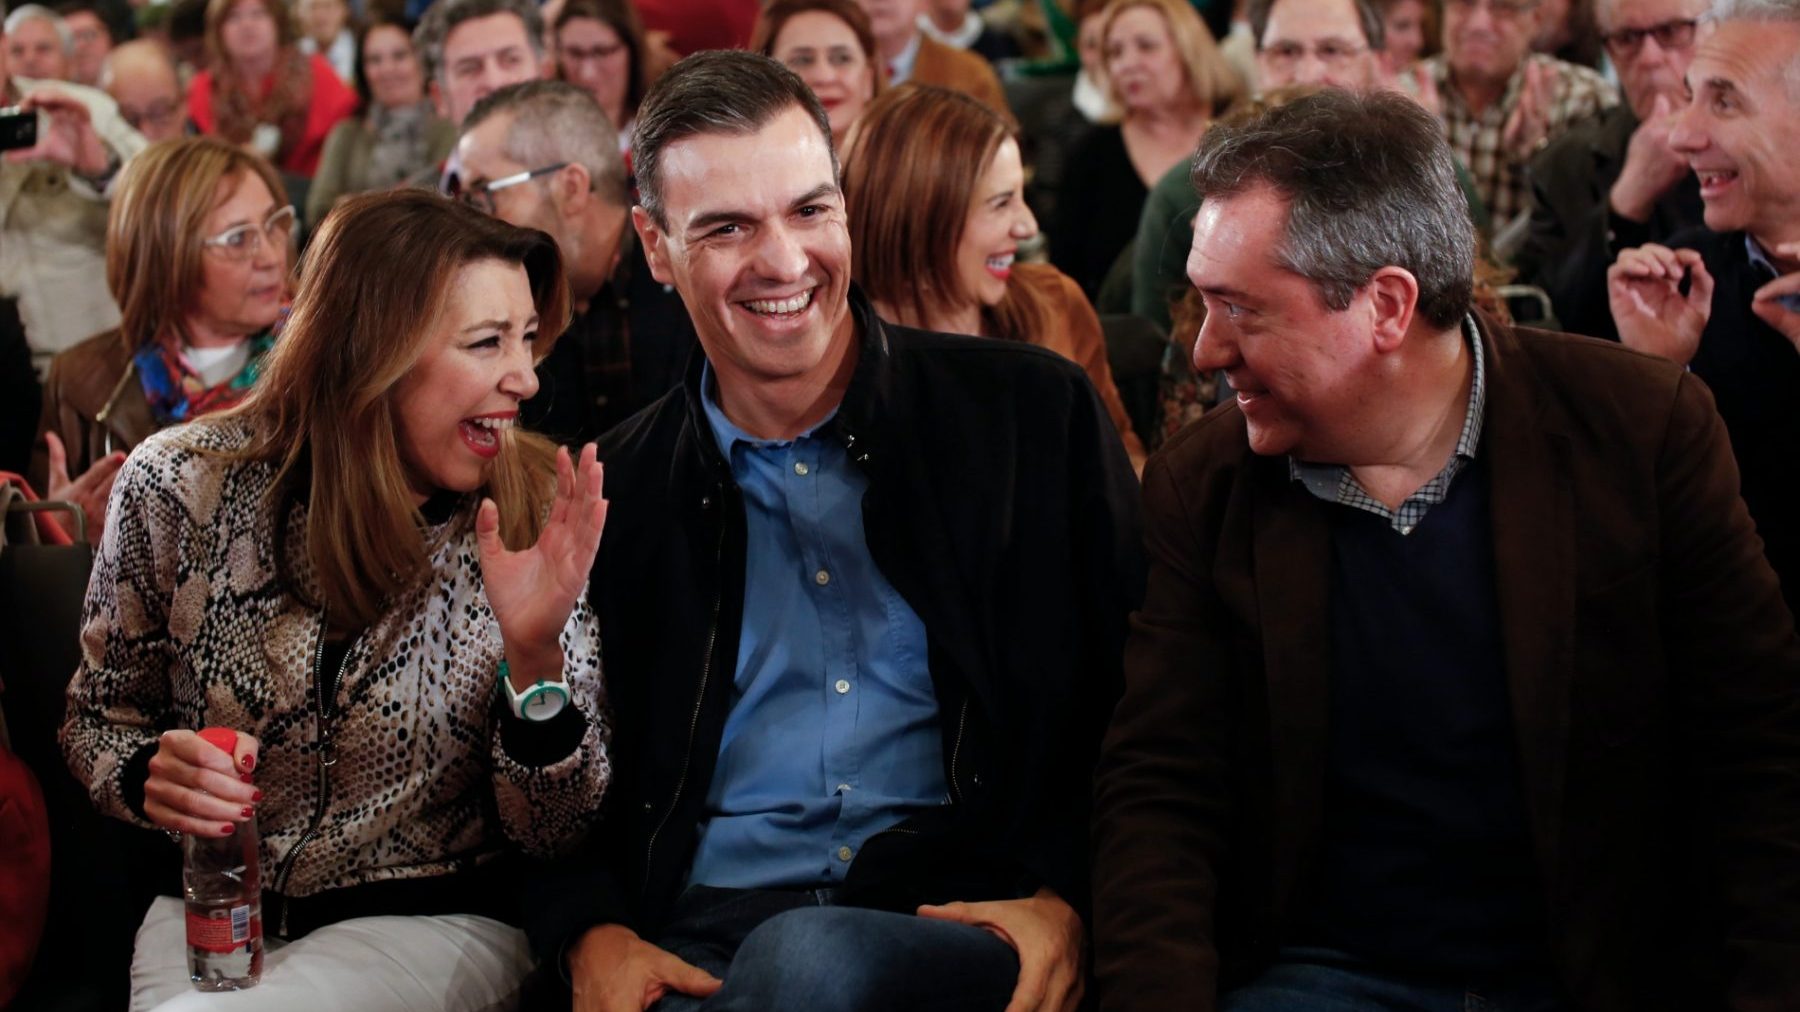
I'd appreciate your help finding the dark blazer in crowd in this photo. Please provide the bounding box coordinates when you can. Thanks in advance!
[1052,125,1146,301]
[1669,226,1800,624]
[522,230,697,447]
[1516,103,1704,341]
[1091,312,1800,1011]
[525,290,1144,959]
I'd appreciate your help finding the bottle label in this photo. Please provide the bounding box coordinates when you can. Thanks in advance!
[187,904,253,954]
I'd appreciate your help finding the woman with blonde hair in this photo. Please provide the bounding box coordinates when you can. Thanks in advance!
[186,0,360,177]
[751,0,885,148]
[61,190,612,1009]
[845,83,1148,471]
[32,137,292,537]
[1052,0,1242,299]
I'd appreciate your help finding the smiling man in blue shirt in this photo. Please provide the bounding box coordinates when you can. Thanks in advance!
[520,50,1144,1012]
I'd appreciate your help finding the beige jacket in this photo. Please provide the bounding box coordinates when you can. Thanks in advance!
[0,77,146,369]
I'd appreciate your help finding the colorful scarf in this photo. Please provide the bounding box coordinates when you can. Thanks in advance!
[134,331,277,426]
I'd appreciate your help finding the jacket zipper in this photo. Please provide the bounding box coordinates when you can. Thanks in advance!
[643,503,728,895]
[272,611,352,937]
[947,697,969,805]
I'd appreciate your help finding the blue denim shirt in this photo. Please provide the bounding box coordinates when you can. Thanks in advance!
[686,368,947,890]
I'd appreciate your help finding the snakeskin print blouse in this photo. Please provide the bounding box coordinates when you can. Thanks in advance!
[60,419,611,897]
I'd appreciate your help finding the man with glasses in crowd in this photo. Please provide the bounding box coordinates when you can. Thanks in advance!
[1515,0,1705,339]
[1421,0,1615,248]
[0,3,145,369]
[1608,0,1800,622]
[455,80,694,444]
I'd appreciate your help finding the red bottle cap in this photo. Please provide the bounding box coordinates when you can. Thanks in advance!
[197,727,238,755]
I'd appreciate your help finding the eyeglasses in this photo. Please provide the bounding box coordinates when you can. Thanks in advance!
[120,98,180,133]
[1260,40,1369,69]
[1600,17,1698,56]
[558,41,627,65]
[201,205,296,262]
[1445,0,1541,20]
[451,162,569,215]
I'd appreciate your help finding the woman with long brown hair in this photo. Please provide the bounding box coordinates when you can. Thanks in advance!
[62,191,611,1009]
[553,0,650,144]
[844,83,1148,471]
[186,0,360,178]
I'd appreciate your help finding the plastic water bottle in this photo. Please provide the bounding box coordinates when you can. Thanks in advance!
[184,727,263,991]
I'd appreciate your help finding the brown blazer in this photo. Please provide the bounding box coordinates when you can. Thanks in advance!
[1091,314,1800,1011]
[27,329,153,496]
[910,35,1010,116]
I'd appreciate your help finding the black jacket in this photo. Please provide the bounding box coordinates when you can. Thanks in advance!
[1517,103,1704,341]
[524,290,1145,963]
[1677,228,1800,624]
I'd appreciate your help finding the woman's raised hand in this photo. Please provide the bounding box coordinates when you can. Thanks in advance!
[476,443,607,682]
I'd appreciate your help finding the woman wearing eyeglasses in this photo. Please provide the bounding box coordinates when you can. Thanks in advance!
[61,189,611,1010]
[553,0,649,147]
[30,137,292,538]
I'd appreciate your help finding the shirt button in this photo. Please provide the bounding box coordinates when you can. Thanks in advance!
[837,846,853,862]
[1400,525,1414,535]
[794,461,809,476]
[836,783,851,793]
[814,569,830,586]
[834,679,850,694]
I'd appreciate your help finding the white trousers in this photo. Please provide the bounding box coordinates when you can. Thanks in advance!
[129,895,534,1012]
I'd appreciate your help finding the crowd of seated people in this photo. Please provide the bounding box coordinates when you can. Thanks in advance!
[0,0,1797,1007]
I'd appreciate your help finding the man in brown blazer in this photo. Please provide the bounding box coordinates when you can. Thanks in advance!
[857,0,1010,113]
[1091,88,1800,1012]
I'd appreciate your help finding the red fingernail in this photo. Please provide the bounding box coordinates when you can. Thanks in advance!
[221,823,236,835]
[241,806,253,818]
[240,773,253,783]
[252,790,263,802]
[241,754,255,772]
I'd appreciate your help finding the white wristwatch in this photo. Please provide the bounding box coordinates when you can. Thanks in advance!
[497,660,571,722]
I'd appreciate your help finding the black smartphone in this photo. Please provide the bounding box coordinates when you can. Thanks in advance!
[0,107,38,152]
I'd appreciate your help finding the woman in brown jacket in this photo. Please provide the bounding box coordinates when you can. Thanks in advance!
[843,83,1148,472]
[31,138,291,536]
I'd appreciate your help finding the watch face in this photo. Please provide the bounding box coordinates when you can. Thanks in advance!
[521,684,569,721]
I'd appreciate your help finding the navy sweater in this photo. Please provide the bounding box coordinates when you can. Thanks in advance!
[1305,461,1550,978]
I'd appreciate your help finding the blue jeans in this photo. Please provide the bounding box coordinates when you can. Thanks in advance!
[1222,948,1566,1012]
[651,885,1020,1012]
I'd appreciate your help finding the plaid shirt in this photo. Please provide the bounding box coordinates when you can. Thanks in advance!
[1427,53,1617,232]
[1290,316,1487,534]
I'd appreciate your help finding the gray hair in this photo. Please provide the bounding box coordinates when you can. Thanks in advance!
[1190,88,1475,328]
[413,0,543,86]
[464,80,629,207]
[1247,0,1386,51]
[4,4,74,53]
[1703,0,1800,100]
[631,50,834,230]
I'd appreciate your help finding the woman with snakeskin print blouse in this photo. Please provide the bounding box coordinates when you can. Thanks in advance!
[60,190,612,1011]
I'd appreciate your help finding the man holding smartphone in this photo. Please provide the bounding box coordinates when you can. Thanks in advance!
[1,9,144,372]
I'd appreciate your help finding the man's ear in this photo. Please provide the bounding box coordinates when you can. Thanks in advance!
[633,205,676,286]
[555,163,593,215]
[1366,266,1419,353]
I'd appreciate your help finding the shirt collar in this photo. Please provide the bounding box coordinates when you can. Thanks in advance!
[888,32,922,85]
[1746,235,1800,312]
[917,12,984,50]
[1288,313,1487,484]
[700,361,839,456]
